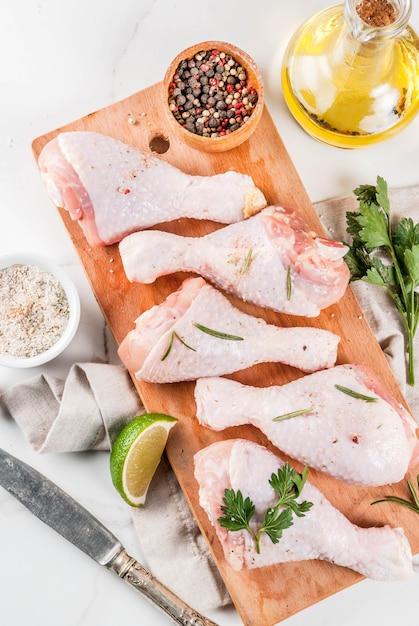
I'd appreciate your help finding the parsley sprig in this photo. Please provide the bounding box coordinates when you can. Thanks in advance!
[344,176,419,386]
[218,463,313,554]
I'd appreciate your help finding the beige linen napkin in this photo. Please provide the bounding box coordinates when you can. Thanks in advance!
[1,184,419,612]
[0,363,230,612]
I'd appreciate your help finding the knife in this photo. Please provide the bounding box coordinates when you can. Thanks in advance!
[0,448,219,626]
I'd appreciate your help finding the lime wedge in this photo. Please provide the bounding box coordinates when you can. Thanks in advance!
[110,413,178,507]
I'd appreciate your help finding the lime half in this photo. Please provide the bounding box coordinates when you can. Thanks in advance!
[110,413,178,507]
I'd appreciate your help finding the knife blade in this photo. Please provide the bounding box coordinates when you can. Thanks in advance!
[0,448,219,626]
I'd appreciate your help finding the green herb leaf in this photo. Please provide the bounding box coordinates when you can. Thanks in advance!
[193,322,244,341]
[218,489,256,532]
[371,475,419,514]
[393,217,419,249]
[161,332,175,361]
[289,464,310,497]
[286,265,292,300]
[345,176,419,386]
[362,266,387,287]
[161,330,196,361]
[273,407,314,422]
[260,506,293,546]
[408,477,419,509]
[404,245,419,287]
[357,200,391,249]
[241,248,253,274]
[375,175,390,215]
[343,243,373,282]
[353,183,379,205]
[334,384,377,402]
[346,210,365,240]
[217,463,313,554]
[362,256,397,287]
[268,464,313,518]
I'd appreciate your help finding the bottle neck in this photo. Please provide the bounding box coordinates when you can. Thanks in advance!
[344,0,411,42]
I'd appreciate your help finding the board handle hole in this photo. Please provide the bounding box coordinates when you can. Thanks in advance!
[149,134,170,154]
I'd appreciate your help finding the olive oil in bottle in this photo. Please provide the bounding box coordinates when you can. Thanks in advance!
[282,0,419,148]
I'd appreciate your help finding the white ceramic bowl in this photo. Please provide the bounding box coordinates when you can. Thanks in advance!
[0,253,81,368]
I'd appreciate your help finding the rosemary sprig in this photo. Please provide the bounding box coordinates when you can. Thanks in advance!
[334,384,377,402]
[286,265,292,300]
[273,407,314,422]
[241,248,253,274]
[218,463,313,554]
[371,475,419,514]
[161,330,196,361]
[193,322,244,341]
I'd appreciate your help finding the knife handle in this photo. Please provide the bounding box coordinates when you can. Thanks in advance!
[109,549,220,626]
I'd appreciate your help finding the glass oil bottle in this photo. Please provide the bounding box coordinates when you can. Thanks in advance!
[281,0,419,148]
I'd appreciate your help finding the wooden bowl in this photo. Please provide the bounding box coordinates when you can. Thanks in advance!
[163,41,264,152]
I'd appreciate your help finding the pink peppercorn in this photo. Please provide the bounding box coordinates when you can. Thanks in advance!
[168,48,258,138]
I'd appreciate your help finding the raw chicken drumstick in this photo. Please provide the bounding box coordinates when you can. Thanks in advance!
[38,131,267,247]
[119,205,350,317]
[117,277,340,383]
[194,365,419,485]
[194,438,414,580]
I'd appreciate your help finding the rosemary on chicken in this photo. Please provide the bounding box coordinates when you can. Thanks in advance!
[193,322,244,341]
[161,331,196,361]
[218,463,313,554]
[371,474,419,514]
[334,384,377,402]
[272,385,377,423]
[273,407,314,421]
[344,176,419,386]
[241,248,253,275]
[286,265,292,300]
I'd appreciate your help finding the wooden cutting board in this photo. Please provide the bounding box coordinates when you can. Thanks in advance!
[32,81,419,626]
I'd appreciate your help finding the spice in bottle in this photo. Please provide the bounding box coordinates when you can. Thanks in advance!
[356,0,396,26]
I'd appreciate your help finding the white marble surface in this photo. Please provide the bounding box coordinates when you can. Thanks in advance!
[1,1,419,624]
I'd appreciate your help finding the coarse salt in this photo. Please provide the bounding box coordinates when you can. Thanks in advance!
[0,263,70,358]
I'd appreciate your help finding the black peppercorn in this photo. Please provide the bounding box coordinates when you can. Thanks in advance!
[168,47,258,139]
